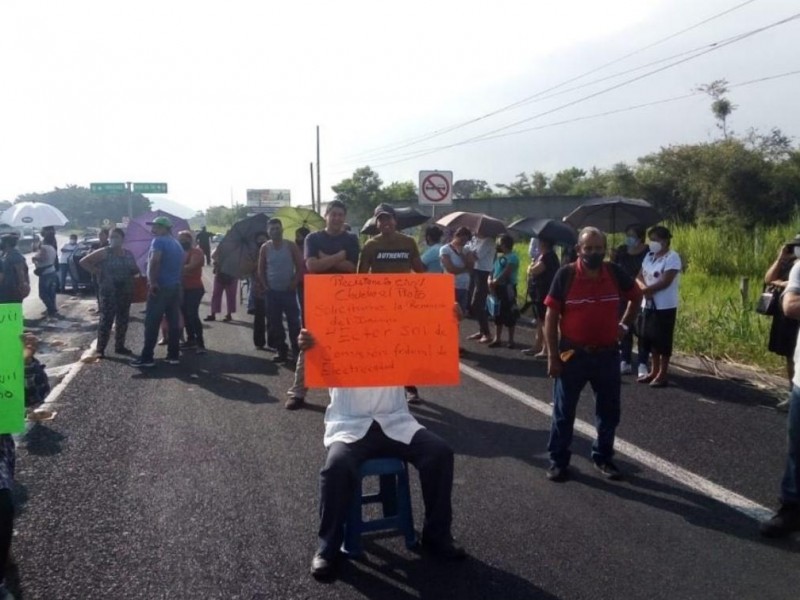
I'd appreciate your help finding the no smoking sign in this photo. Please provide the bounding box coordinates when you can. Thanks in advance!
[418,170,453,205]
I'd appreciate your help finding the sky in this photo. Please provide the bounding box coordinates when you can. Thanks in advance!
[1,0,798,216]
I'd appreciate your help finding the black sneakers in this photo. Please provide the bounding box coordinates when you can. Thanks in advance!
[760,503,800,538]
[546,465,570,482]
[594,460,623,481]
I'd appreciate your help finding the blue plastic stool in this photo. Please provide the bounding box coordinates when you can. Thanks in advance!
[342,458,417,556]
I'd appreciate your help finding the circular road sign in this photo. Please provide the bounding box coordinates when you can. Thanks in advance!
[421,173,451,203]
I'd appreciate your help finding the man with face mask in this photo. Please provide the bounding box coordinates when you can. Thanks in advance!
[257,218,304,364]
[543,227,643,482]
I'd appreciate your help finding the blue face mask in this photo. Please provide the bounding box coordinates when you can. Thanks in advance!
[625,236,638,248]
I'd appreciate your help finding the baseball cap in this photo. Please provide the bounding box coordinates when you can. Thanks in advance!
[147,216,173,229]
[373,203,396,219]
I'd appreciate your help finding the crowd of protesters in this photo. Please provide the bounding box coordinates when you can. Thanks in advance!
[3,198,800,589]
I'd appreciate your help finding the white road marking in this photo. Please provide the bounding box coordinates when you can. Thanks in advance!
[697,397,717,405]
[459,363,773,522]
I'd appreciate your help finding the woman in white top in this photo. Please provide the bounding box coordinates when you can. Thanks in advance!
[636,225,681,387]
[465,233,496,343]
[440,227,473,313]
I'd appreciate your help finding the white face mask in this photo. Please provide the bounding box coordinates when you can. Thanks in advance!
[794,246,800,259]
[649,241,663,254]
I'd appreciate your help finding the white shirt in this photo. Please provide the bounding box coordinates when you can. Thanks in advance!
[323,386,424,448]
[34,244,57,275]
[59,242,78,264]
[440,244,470,290]
[641,249,682,310]
[466,237,495,272]
[787,263,800,388]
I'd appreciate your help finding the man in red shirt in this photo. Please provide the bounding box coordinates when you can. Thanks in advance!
[544,227,643,482]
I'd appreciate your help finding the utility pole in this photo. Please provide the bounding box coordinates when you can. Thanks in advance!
[309,162,316,209]
[316,125,321,213]
[126,181,133,220]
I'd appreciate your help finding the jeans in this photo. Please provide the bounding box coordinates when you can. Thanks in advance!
[266,289,301,356]
[470,270,491,336]
[97,286,132,353]
[182,287,205,347]
[548,347,621,468]
[38,272,58,315]
[781,385,800,504]
[317,422,454,559]
[59,263,75,292]
[140,285,182,362]
[455,288,469,314]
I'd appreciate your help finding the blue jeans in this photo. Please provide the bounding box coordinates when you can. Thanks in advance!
[781,385,800,505]
[139,285,181,362]
[548,347,621,468]
[455,288,469,314]
[59,263,75,292]
[266,289,301,356]
[38,272,58,315]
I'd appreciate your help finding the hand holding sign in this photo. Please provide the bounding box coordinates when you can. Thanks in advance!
[304,274,460,387]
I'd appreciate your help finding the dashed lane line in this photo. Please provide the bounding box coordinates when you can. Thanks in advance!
[459,362,772,522]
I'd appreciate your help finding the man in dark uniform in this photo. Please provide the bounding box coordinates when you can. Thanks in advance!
[196,226,213,265]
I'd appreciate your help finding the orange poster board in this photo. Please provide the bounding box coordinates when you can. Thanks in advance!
[304,274,460,388]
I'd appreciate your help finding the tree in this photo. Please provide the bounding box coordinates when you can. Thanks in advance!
[453,179,492,199]
[15,185,151,228]
[381,181,417,204]
[495,172,534,196]
[696,79,736,140]
[549,168,587,194]
[331,166,384,225]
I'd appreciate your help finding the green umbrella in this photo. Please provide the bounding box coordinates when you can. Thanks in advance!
[272,206,325,239]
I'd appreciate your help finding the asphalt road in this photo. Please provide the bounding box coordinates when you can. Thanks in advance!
[10,265,800,600]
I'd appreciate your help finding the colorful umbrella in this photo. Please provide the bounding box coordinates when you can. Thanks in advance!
[123,210,190,273]
[272,206,325,239]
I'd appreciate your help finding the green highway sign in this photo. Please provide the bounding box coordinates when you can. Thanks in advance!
[90,182,126,193]
[133,182,168,194]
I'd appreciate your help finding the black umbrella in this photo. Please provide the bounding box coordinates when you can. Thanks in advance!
[215,213,269,279]
[508,217,577,246]
[360,206,431,235]
[563,196,660,234]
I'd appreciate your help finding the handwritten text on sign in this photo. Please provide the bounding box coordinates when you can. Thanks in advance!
[305,274,460,387]
[0,304,25,433]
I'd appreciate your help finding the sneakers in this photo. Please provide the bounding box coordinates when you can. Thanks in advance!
[285,397,305,410]
[204,315,216,321]
[594,460,623,481]
[637,363,649,379]
[310,552,336,579]
[620,361,632,375]
[760,503,800,538]
[165,357,180,365]
[130,358,155,368]
[273,354,289,363]
[546,465,570,482]
[180,340,197,349]
[196,345,207,355]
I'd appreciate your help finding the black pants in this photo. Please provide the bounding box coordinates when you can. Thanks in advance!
[470,270,491,336]
[182,288,205,347]
[200,245,211,265]
[318,422,454,558]
[0,490,13,580]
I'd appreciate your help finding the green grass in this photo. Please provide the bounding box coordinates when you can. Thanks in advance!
[511,220,800,374]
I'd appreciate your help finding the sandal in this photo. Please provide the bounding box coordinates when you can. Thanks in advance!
[478,336,492,344]
[637,373,655,384]
[467,332,483,340]
[649,379,669,388]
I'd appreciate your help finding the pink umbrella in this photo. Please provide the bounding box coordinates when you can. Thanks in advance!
[123,210,190,273]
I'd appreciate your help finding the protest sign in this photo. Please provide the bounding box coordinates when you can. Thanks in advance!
[305,274,460,388]
[0,304,25,433]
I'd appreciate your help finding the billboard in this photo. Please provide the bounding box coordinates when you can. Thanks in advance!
[246,189,291,209]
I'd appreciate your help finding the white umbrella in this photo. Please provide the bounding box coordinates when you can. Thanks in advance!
[0,202,69,228]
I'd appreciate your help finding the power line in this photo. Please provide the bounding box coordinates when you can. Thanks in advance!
[336,13,800,172]
[340,0,759,162]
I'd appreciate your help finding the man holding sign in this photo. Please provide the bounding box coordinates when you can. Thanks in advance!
[304,204,466,580]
